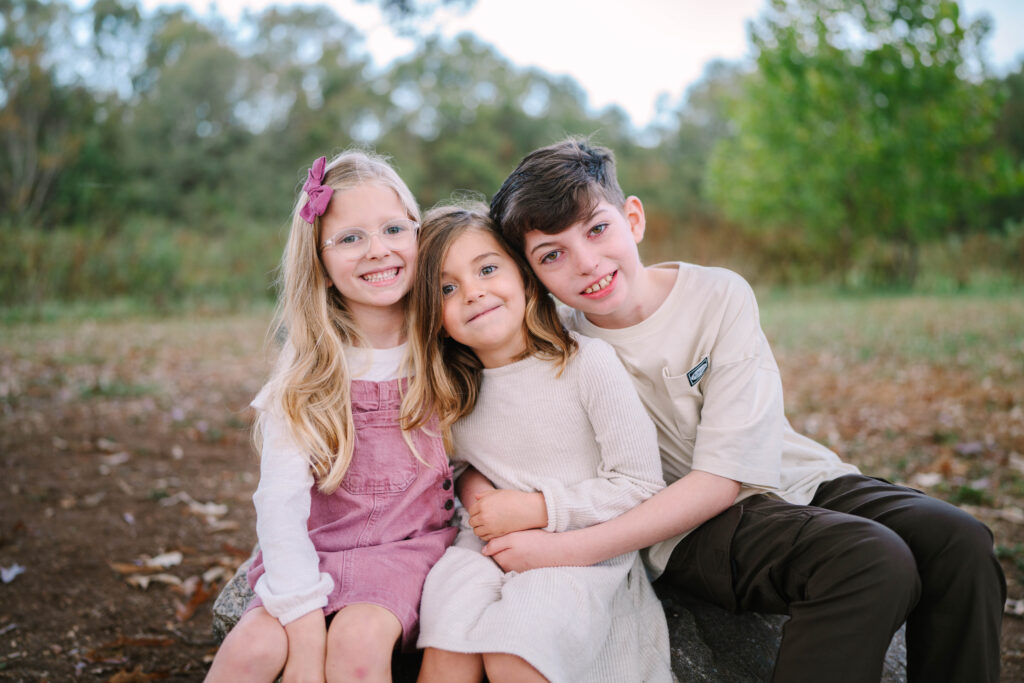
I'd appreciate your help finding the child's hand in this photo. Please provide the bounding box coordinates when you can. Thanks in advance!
[282,610,327,683]
[482,529,576,572]
[468,489,548,541]
[455,466,497,507]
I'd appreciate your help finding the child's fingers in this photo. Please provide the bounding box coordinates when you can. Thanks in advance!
[481,536,507,556]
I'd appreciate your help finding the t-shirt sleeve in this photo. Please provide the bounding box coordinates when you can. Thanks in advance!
[689,277,783,489]
[250,408,334,625]
[539,338,666,532]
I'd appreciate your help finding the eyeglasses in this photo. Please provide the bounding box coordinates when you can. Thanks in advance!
[320,218,420,256]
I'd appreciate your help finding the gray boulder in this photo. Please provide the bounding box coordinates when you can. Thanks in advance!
[657,586,906,682]
[212,560,907,682]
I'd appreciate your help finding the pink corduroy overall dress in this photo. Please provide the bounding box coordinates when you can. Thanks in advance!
[247,378,458,649]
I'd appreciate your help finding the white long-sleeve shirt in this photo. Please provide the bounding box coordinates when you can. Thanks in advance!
[249,344,407,624]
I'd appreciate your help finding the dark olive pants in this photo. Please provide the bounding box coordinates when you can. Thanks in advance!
[657,474,1006,683]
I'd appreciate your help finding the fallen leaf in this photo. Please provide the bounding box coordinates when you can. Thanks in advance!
[998,507,1024,524]
[100,452,132,466]
[146,551,183,568]
[175,581,213,622]
[126,573,182,589]
[221,542,252,558]
[107,665,167,682]
[1,564,26,584]
[110,562,158,575]
[202,566,230,584]
[110,552,182,576]
[189,501,228,517]
[83,492,106,506]
[910,472,942,488]
[96,438,120,452]
[95,636,176,649]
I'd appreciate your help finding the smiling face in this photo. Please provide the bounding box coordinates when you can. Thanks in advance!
[440,229,528,368]
[522,197,646,328]
[319,182,418,331]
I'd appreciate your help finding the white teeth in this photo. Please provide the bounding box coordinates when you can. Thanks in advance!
[583,274,613,294]
[362,268,399,282]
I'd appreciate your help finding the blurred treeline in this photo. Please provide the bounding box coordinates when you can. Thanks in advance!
[2,0,1023,312]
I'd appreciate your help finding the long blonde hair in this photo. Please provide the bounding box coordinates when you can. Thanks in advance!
[402,202,576,452]
[260,150,420,494]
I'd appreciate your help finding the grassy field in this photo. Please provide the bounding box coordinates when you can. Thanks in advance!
[2,291,1023,679]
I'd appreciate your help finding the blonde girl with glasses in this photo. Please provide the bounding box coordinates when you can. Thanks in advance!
[205,152,457,683]
[402,203,671,683]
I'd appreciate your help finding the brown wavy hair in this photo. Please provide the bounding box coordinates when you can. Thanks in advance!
[402,201,577,452]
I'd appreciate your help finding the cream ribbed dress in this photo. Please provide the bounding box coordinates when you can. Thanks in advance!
[417,334,672,682]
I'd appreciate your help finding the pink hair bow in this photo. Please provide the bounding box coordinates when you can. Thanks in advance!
[299,156,333,223]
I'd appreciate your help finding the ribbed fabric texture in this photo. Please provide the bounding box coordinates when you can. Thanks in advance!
[417,334,671,682]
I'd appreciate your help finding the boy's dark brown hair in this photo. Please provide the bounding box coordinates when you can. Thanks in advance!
[489,137,626,252]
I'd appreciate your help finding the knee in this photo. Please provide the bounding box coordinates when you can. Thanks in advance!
[940,510,996,562]
[326,606,401,680]
[816,521,920,605]
[207,611,288,680]
[925,508,1005,595]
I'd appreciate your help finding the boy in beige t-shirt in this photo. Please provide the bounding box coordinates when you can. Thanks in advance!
[476,138,1005,683]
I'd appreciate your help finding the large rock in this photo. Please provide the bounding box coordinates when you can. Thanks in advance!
[656,585,907,682]
[212,560,907,682]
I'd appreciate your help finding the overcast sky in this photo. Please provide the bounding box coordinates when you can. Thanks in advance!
[146,0,1024,128]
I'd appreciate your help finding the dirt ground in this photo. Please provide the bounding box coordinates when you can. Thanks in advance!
[2,312,1023,681]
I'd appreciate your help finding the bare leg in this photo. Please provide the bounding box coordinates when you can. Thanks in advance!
[325,603,402,683]
[417,648,484,683]
[483,652,548,682]
[204,607,287,682]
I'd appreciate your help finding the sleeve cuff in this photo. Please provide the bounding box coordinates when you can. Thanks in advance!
[691,454,780,491]
[254,571,334,625]
[539,480,569,533]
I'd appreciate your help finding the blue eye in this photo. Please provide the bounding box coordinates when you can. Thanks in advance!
[339,231,362,245]
[383,224,406,236]
[441,283,456,297]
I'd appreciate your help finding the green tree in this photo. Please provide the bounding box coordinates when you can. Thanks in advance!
[379,34,611,205]
[0,0,87,223]
[707,0,1010,286]
[627,59,746,220]
[988,63,1024,226]
[117,9,257,221]
[227,6,386,219]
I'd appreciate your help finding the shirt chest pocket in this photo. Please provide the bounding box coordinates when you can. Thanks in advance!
[661,366,705,443]
[342,409,419,495]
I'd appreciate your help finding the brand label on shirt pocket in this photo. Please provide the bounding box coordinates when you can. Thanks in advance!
[686,356,710,386]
